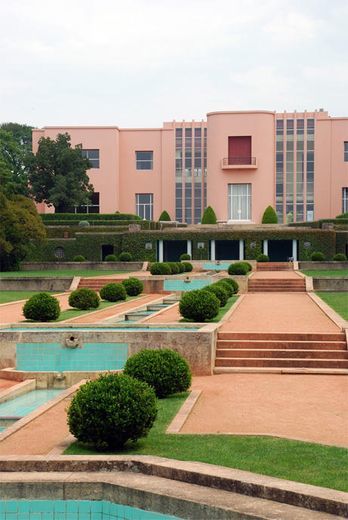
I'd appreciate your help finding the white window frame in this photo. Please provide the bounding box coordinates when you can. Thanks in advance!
[343,187,348,213]
[136,193,153,220]
[81,149,100,168]
[228,184,252,221]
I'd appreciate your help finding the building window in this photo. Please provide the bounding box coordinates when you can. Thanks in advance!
[136,193,153,220]
[344,142,348,162]
[343,188,348,213]
[81,149,99,168]
[136,151,153,170]
[228,184,251,221]
[54,247,65,259]
[75,192,100,214]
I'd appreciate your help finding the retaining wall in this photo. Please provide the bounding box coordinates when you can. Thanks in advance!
[21,262,144,271]
[312,277,348,291]
[299,262,348,270]
[0,278,72,291]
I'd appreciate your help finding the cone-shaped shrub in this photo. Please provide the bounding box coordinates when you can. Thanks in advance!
[124,349,191,398]
[158,210,171,221]
[262,206,278,224]
[201,206,217,224]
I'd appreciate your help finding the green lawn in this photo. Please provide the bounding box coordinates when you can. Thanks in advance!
[0,270,125,278]
[56,300,118,322]
[316,292,348,320]
[0,291,58,304]
[302,269,348,277]
[65,393,348,492]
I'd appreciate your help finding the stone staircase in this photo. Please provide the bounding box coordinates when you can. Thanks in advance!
[257,262,293,271]
[214,331,348,372]
[248,278,306,292]
[78,278,124,291]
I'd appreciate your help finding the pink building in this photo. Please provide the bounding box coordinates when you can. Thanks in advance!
[33,110,348,223]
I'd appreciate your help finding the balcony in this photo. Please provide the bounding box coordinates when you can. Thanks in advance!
[221,156,257,170]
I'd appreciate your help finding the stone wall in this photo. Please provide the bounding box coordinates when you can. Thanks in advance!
[21,262,144,271]
[0,278,73,291]
[312,277,348,291]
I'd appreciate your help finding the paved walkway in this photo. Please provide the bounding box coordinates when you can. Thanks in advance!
[0,379,18,391]
[251,271,302,279]
[181,373,348,447]
[0,293,71,325]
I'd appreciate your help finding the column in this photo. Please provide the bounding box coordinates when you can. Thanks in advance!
[158,240,163,262]
[263,240,268,256]
[187,240,192,258]
[210,240,216,261]
[292,239,298,261]
[239,240,244,260]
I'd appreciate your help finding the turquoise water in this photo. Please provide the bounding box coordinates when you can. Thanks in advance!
[0,389,62,418]
[202,262,230,271]
[163,278,211,291]
[16,343,128,372]
[0,500,183,519]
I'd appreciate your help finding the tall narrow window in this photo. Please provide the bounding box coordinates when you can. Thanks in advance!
[136,193,153,220]
[228,184,251,221]
[75,192,100,213]
[344,142,348,162]
[136,151,153,170]
[343,188,348,213]
[81,149,100,168]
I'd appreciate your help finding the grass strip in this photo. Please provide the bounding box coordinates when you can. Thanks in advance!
[316,292,348,320]
[0,291,58,304]
[0,270,125,278]
[302,270,348,278]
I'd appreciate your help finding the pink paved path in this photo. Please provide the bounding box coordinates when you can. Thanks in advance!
[182,374,348,447]
[0,293,71,325]
[251,271,302,279]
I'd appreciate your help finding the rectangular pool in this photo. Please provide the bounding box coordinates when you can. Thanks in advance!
[163,279,212,291]
[202,262,230,271]
[0,389,62,419]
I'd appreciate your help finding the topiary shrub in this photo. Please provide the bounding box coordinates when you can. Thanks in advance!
[257,254,269,262]
[124,349,191,398]
[168,262,179,275]
[78,220,90,228]
[73,255,86,262]
[202,284,228,307]
[23,293,60,322]
[67,373,157,451]
[215,280,233,298]
[122,277,144,296]
[311,251,325,261]
[261,206,278,224]
[68,288,100,309]
[104,254,117,262]
[118,251,132,262]
[176,262,185,273]
[100,283,127,302]
[158,210,171,221]
[223,278,239,294]
[241,261,252,272]
[179,289,220,322]
[150,262,171,275]
[182,262,193,272]
[333,253,347,261]
[201,206,217,224]
[228,262,249,275]
[180,253,191,261]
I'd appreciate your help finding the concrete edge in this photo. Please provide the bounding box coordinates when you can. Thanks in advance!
[99,294,171,324]
[0,379,35,405]
[0,380,84,443]
[307,292,348,330]
[219,294,242,323]
[69,276,80,291]
[166,390,202,433]
[0,456,346,516]
[138,301,179,324]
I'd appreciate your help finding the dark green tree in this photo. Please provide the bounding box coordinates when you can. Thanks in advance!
[0,193,46,271]
[158,210,171,221]
[27,133,93,213]
[201,206,217,224]
[0,122,33,152]
[0,129,30,196]
[262,205,278,224]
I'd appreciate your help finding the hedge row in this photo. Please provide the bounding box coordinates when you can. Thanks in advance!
[41,213,141,221]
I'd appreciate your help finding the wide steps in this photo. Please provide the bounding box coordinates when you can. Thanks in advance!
[78,279,122,290]
[215,357,348,369]
[218,332,346,341]
[217,339,347,350]
[216,349,348,359]
[248,279,305,292]
[257,263,293,271]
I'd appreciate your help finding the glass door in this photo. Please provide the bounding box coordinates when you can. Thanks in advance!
[228,184,251,221]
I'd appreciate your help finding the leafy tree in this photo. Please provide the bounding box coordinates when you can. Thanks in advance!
[158,210,171,221]
[0,122,33,152]
[0,129,29,196]
[262,205,278,224]
[0,193,46,271]
[201,206,217,224]
[27,133,93,213]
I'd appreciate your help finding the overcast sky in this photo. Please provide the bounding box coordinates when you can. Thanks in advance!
[1,0,347,128]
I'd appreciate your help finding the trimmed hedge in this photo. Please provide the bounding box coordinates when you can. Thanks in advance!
[67,373,157,451]
[158,210,171,221]
[228,262,249,275]
[201,206,217,224]
[257,254,269,262]
[179,289,220,322]
[182,262,193,272]
[180,253,191,261]
[223,277,239,294]
[122,277,143,296]
[104,254,117,262]
[118,252,132,262]
[41,213,141,221]
[68,288,100,309]
[333,253,347,261]
[124,349,191,398]
[23,293,60,322]
[100,283,127,302]
[262,206,278,224]
[311,251,325,261]
[73,255,86,262]
[150,262,171,275]
[202,284,228,307]
[215,280,234,298]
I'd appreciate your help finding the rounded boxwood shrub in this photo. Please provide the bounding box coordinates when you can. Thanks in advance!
[182,262,193,272]
[67,373,157,451]
[203,284,228,307]
[119,252,132,262]
[257,254,269,262]
[180,253,191,261]
[168,262,179,275]
[215,280,233,298]
[122,277,143,296]
[23,293,60,322]
[228,262,249,275]
[150,262,171,275]
[261,206,278,224]
[100,283,127,302]
[78,220,90,228]
[68,288,100,309]
[179,289,220,322]
[124,349,191,398]
[176,262,185,273]
[73,255,86,262]
[311,251,325,261]
[223,278,239,294]
[104,254,117,262]
[241,261,252,272]
[333,253,347,261]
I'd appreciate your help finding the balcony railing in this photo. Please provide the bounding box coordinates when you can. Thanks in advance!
[223,157,256,166]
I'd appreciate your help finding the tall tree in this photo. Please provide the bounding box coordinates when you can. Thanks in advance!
[0,122,33,152]
[0,129,30,196]
[27,133,93,213]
